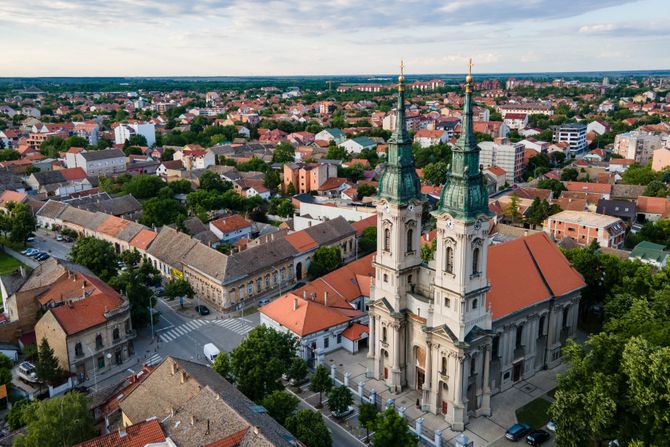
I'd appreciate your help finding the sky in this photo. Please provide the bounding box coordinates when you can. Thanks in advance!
[1,0,669,77]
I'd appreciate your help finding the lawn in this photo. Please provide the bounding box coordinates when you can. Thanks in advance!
[0,251,24,276]
[515,397,552,430]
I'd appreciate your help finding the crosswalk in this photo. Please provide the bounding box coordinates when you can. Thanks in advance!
[212,318,254,336]
[157,318,254,343]
[158,319,208,343]
[145,353,162,366]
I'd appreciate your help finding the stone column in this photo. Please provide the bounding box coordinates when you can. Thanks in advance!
[358,381,364,402]
[344,372,350,387]
[478,347,491,416]
[415,418,424,438]
[392,322,402,393]
[330,364,336,381]
[452,355,466,431]
[434,430,442,447]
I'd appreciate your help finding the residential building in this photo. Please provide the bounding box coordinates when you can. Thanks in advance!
[283,162,337,194]
[114,122,156,147]
[75,418,166,447]
[614,131,663,164]
[565,181,612,199]
[483,166,507,191]
[498,103,553,117]
[339,136,376,154]
[314,128,345,144]
[595,199,637,223]
[117,357,297,446]
[209,214,252,243]
[367,71,585,430]
[636,196,670,222]
[478,138,524,185]
[173,148,216,170]
[26,168,93,197]
[555,123,587,156]
[34,266,135,380]
[630,241,669,269]
[586,120,610,136]
[652,147,670,172]
[65,148,126,176]
[543,210,625,248]
[414,129,448,148]
[502,113,528,130]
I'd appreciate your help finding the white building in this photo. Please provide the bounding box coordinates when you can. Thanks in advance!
[414,129,448,148]
[478,138,524,185]
[114,122,156,147]
[555,123,587,156]
[65,149,126,176]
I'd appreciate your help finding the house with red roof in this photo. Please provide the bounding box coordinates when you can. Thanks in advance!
[209,214,252,243]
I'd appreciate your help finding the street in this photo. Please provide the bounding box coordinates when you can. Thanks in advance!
[31,228,72,260]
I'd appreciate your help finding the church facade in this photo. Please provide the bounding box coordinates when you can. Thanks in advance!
[367,64,586,430]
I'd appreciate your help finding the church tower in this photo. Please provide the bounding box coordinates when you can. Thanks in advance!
[431,60,494,429]
[368,62,424,391]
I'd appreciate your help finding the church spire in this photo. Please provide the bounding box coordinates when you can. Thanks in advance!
[377,60,422,205]
[437,59,492,221]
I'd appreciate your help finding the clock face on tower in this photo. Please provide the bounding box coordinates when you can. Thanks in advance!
[446,219,454,229]
[383,203,390,213]
[474,219,481,230]
[408,204,415,212]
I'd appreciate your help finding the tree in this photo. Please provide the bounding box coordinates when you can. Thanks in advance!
[308,246,342,278]
[560,167,579,181]
[198,171,231,193]
[359,226,377,254]
[505,193,521,224]
[327,385,353,415]
[422,161,448,185]
[287,357,308,385]
[309,364,333,408]
[371,407,418,447]
[168,179,193,194]
[269,197,294,218]
[264,168,281,191]
[526,198,561,229]
[357,183,377,198]
[420,238,437,262]
[139,197,187,227]
[622,164,662,185]
[261,390,299,427]
[69,237,119,282]
[525,153,551,180]
[212,351,234,382]
[326,144,348,161]
[164,278,194,302]
[358,402,378,442]
[0,149,19,162]
[123,145,142,156]
[6,202,36,245]
[161,147,175,161]
[124,134,147,147]
[214,325,297,402]
[537,178,566,197]
[272,142,295,163]
[36,338,63,386]
[644,180,668,197]
[286,409,332,447]
[123,174,165,200]
[6,399,30,430]
[286,182,296,196]
[13,392,96,447]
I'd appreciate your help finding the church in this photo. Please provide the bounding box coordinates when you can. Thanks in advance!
[367,63,586,430]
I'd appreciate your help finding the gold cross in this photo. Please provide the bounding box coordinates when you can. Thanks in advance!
[468,58,474,77]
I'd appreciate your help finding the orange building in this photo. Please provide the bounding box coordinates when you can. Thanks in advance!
[282,162,337,194]
[543,210,625,248]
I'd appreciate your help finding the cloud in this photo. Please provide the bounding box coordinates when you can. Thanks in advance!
[578,21,670,37]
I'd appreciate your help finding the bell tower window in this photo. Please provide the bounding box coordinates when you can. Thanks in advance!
[446,246,454,273]
[406,229,413,252]
[384,228,391,251]
[472,247,480,274]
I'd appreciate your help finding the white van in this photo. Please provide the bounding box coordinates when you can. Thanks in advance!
[17,361,39,383]
[203,343,220,364]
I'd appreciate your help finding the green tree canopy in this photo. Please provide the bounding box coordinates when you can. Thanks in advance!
[68,237,119,281]
[13,392,97,447]
[537,178,567,197]
[123,174,165,199]
[198,171,231,192]
[327,385,353,415]
[36,338,63,386]
[309,364,333,408]
[269,197,294,218]
[285,409,332,447]
[422,161,448,186]
[326,144,348,161]
[357,183,377,198]
[287,357,308,384]
[139,197,187,227]
[622,164,663,185]
[359,226,377,255]
[560,167,579,181]
[308,246,342,278]
[272,142,295,163]
[371,407,418,447]
[261,390,299,427]
[358,402,378,442]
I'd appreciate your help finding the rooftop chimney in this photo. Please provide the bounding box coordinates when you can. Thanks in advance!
[180,370,187,384]
[190,414,196,426]
[293,297,298,311]
[171,361,177,375]
[303,291,307,299]
[324,291,328,307]
[118,427,127,438]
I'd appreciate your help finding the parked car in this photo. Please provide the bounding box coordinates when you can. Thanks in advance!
[29,251,43,258]
[331,405,354,419]
[17,362,39,384]
[195,305,210,316]
[35,253,50,261]
[56,235,63,241]
[258,298,270,306]
[22,248,38,256]
[203,343,220,363]
[546,421,556,432]
[526,430,550,446]
[26,236,35,242]
[505,423,531,441]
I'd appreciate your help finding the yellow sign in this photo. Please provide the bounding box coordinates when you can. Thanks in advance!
[171,268,183,279]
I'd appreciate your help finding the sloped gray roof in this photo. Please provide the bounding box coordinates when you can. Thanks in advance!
[36,200,68,219]
[80,148,125,161]
[182,243,228,282]
[146,227,199,270]
[303,216,355,245]
[223,238,296,284]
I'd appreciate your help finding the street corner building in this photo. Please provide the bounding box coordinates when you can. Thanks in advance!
[366,66,586,430]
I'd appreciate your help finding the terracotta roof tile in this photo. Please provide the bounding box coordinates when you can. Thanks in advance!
[341,323,368,341]
[259,293,352,336]
[129,229,157,250]
[74,418,165,447]
[210,214,252,234]
[284,231,318,252]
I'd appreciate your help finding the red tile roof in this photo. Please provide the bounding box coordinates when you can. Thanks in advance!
[317,177,348,192]
[284,231,318,252]
[565,181,612,195]
[636,196,670,215]
[74,418,165,447]
[59,167,88,181]
[129,229,157,251]
[487,233,585,320]
[485,166,506,176]
[351,215,377,236]
[210,214,251,234]
[260,293,352,336]
[341,323,368,341]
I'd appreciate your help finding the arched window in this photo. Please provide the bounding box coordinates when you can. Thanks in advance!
[256,278,262,291]
[95,334,103,349]
[538,315,546,337]
[446,246,454,273]
[75,342,83,357]
[247,282,253,295]
[382,327,387,343]
[472,298,478,310]
[113,328,120,340]
[562,306,570,328]
[472,247,480,274]
[265,275,270,288]
[470,358,476,376]
[441,356,447,375]
[406,229,413,252]
[384,228,391,251]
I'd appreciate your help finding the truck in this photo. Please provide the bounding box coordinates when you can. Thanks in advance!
[203,343,220,364]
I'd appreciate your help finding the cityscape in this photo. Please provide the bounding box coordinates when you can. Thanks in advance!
[0,1,669,447]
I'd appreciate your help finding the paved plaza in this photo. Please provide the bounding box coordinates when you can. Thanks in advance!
[323,349,564,446]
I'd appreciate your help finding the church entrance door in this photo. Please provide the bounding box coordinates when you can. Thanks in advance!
[513,361,523,382]
[384,367,388,379]
[416,368,425,390]
[467,384,477,412]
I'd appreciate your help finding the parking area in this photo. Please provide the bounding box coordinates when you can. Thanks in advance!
[30,228,73,260]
